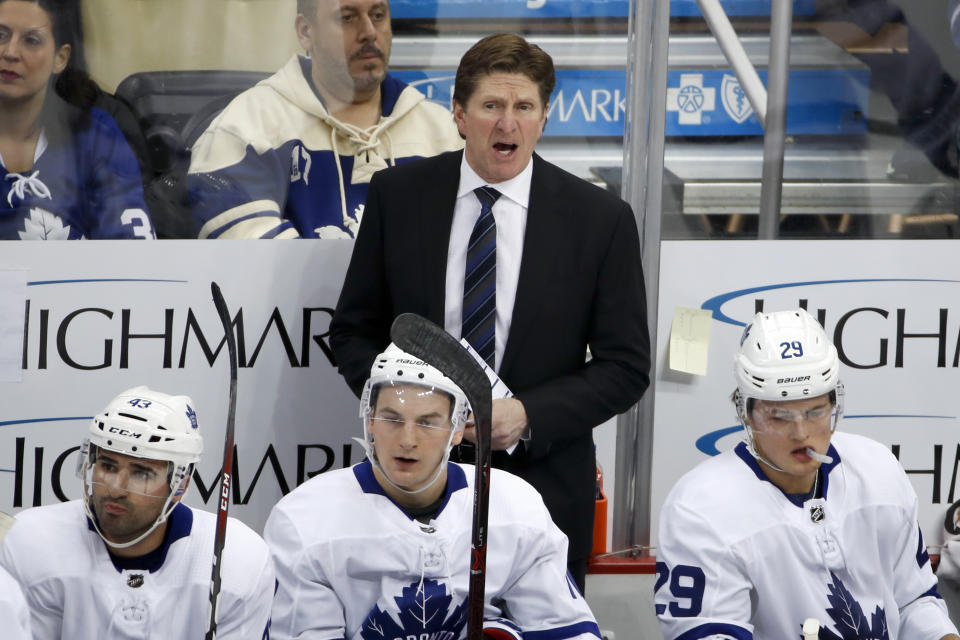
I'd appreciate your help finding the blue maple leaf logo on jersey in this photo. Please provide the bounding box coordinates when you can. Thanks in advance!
[815,571,888,640]
[360,578,467,640]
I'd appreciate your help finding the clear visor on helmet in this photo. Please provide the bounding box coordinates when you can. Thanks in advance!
[88,451,171,498]
[367,383,455,432]
[748,396,839,437]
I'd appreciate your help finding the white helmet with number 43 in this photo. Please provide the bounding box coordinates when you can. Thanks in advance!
[77,386,203,549]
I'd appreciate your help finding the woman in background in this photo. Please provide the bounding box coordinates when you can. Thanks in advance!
[0,0,153,239]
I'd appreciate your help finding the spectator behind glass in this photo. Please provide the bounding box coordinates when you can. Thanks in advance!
[187,0,463,239]
[0,0,154,240]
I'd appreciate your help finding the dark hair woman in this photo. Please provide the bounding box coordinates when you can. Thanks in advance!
[0,0,154,239]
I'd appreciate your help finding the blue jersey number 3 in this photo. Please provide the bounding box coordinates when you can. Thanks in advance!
[655,562,705,616]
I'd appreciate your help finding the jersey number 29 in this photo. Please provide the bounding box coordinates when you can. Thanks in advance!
[655,562,705,616]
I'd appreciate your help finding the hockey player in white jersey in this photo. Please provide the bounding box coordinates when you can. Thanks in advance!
[0,386,275,639]
[265,344,601,640]
[656,308,960,640]
[0,555,31,638]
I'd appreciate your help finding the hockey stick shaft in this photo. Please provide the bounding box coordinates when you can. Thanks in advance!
[389,313,492,640]
[205,282,239,640]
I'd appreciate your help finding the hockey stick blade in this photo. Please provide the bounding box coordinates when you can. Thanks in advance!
[388,313,492,458]
[389,313,492,640]
[205,282,239,640]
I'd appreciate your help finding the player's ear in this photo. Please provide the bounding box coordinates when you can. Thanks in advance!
[451,428,464,446]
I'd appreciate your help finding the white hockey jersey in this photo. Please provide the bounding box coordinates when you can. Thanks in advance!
[0,563,31,639]
[264,461,601,640]
[656,432,959,640]
[0,501,274,639]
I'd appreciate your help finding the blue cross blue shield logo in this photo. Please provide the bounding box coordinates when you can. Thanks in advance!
[721,74,754,124]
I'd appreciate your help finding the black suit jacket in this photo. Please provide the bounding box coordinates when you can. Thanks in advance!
[330,150,650,562]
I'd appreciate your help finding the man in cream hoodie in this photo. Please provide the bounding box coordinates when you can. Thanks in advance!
[188,0,463,239]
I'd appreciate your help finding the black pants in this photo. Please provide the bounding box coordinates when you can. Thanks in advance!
[568,556,588,595]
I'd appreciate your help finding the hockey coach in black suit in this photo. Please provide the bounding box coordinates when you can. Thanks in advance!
[329,32,650,591]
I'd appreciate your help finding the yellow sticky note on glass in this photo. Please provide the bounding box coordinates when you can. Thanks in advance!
[669,307,713,375]
[0,512,13,543]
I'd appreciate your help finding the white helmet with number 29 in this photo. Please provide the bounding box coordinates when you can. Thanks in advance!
[734,308,840,402]
[733,309,844,467]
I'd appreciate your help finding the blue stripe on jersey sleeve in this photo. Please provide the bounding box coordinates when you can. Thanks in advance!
[673,622,752,640]
[916,524,931,568]
[524,620,602,639]
[260,220,296,238]
[921,583,944,600]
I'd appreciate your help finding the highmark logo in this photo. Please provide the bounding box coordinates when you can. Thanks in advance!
[0,421,357,508]
[20,278,337,371]
[698,278,960,369]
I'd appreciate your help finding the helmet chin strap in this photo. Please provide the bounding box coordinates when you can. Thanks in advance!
[80,462,179,551]
[87,506,171,550]
[353,434,455,497]
[735,396,789,474]
[743,435,788,474]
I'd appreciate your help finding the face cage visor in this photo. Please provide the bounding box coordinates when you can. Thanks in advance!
[358,382,460,496]
[77,441,191,549]
[735,384,844,467]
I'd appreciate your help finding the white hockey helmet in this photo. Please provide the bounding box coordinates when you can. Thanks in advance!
[733,309,844,464]
[357,343,470,494]
[734,308,840,402]
[79,386,203,549]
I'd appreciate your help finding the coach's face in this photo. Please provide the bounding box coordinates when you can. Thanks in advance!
[454,72,547,184]
[297,0,392,98]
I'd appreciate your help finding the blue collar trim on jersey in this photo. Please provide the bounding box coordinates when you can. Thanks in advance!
[353,460,468,520]
[88,502,193,573]
[378,75,407,117]
[734,441,841,506]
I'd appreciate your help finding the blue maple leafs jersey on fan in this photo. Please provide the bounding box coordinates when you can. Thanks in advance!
[0,501,274,639]
[187,56,463,239]
[264,461,601,640]
[0,107,154,240]
[655,432,959,640]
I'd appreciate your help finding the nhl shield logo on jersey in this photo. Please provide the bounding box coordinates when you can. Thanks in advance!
[360,579,466,640]
[809,504,825,523]
[126,573,145,589]
[721,74,753,124]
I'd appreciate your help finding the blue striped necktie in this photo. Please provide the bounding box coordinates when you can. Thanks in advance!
[462,186,501,367]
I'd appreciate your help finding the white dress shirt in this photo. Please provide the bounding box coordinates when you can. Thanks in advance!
[444,155,532,373]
